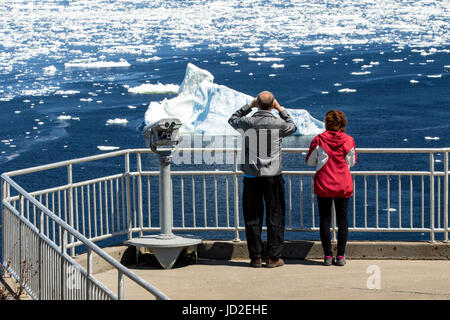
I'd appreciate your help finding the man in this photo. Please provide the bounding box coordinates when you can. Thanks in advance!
[228,91,297,268]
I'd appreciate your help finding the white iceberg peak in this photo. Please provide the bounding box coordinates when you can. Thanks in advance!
[144,63,324,136]
[178,63,214,96]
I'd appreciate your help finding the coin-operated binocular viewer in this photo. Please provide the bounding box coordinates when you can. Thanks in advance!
[144,118,182,237]
[125,118,201,269]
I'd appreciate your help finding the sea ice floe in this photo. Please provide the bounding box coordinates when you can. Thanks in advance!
[248,57,284,62]
[271,64,285,69]
[427,74,442,78]
[65,60,130,69]
[97,146,120,151]
[43,65,57,75]
[106,118,128,125]
[351,71,371,75]
[136,56,162,62]
[425,136,439,140]
[128,83,179,94]
[338,88,357,93]
[55,90,80,95]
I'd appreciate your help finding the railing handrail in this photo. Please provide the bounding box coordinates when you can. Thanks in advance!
[1,173,170,300]
[2,201,117,300]
[3,147,450,177]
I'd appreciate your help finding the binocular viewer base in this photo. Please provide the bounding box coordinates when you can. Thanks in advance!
[125,235,202,269]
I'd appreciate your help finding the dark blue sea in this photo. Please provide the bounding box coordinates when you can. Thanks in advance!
[0,1,449,257]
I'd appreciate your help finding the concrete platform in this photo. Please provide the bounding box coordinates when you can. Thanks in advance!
[93,258,450,300]
[74,240,450,300]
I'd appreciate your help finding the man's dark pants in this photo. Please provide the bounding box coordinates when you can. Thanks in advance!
[242,175,285,260]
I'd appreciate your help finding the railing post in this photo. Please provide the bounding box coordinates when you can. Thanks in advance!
[233,150,240,242]
[1,178,4,266]
[39,210,44,300]
[125,153,132,240]
[331,201,337,243]
[19,194,24,287]
[137,153,144,236]
[444,151,448,242]
[86,248,92,300]
[60,228,67,299]
[118,271,124,300]
[430,153,435,243]
[68,164,75,257]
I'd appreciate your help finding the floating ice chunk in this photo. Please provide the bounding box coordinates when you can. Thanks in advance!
[144,63,324,136]
[55,90,80,95]
[445,65,450,69]
[97,146,120,151]
[410,80,419,84]
[300,65,310,68]
[425,136,439,140]
[351,71,371,75]
[338,88,357,93]
[427,74,442,78]
[352,59,364,63]
[43,65,57,75]
[128,83,179,94]
[271,63,285,69]
[128,105,137,109]
[321,91,329,94]
[382,208,397,212]
[65,60,130,69]
[58,115,72,120]
[420,48,437,56]
[388,59,403,62]
[136,56,161,62]
[80,98,93,102]
[106,118,128,125]
[248,57,284,62]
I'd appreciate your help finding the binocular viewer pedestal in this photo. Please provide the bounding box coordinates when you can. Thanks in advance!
[125,234,202,269]
[126,118,202,269]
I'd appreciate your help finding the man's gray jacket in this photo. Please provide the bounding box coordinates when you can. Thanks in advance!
[228,104,297,177]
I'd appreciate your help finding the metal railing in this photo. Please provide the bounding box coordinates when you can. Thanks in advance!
[1,147,449,299]
[1,154,169,300]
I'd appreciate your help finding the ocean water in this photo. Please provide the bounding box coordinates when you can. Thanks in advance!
[0,1,449,255]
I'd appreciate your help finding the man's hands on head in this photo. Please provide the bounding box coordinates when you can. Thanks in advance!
[250,95,284,112]
[273,99,284,112]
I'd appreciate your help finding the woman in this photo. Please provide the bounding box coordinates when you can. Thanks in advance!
[306,110,356,266]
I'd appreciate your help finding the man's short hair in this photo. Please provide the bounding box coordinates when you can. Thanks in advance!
[257,92,275,110]
[325,110,348,132]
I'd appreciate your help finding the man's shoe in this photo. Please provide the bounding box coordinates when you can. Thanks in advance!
[323,255,334,266]
[265,258,284,268]
[336,255,346,266]
[250,258,263,268]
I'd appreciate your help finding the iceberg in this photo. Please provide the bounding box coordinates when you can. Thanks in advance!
[144,63,324,136]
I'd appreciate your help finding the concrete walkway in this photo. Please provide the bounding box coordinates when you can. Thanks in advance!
[94,259,450,300]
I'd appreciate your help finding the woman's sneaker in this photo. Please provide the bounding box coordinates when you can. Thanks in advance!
[336,255,346,266]
[323,255,334,266]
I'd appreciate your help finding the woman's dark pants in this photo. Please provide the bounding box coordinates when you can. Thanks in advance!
[317,196,349,257]
[242,175,285,260]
